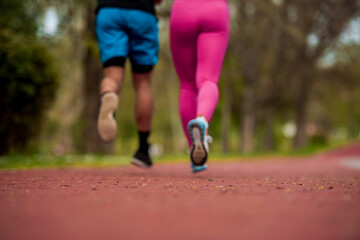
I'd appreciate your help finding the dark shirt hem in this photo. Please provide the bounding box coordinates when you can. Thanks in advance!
[96,0,155,15]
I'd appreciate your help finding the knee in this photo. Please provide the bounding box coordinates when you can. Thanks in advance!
[133,73,152,92]
[196,76,218,90]
[180,81,197,91]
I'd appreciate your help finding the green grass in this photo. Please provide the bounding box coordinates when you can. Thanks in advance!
[0,139,357,170]
[0,155,130,170]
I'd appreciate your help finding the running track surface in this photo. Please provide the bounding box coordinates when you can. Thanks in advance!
[1,142,360,240]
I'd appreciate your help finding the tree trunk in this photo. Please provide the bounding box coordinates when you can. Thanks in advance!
[165,69,182,152]
[82,6,114,153]
[293,61,312,149]
[221,76,232,153]
[241,79,256,153]
[264,106,275,151]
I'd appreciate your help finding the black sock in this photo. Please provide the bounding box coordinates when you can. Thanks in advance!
[138,131,150,153]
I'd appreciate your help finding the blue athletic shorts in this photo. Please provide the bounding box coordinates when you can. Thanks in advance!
[95,8,159,72]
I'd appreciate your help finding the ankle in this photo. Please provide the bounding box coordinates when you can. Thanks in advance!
[138,131,150,153]
[100,91,117,100]
[195,115,209,129]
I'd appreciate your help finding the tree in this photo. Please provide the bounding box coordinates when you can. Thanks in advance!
[286,0,359,148]
[0,0,58,155]
[230,0,360,152]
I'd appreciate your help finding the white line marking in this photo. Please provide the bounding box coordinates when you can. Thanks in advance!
[341,158,360,170]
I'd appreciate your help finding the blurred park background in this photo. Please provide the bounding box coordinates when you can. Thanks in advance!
[1,0,360,166]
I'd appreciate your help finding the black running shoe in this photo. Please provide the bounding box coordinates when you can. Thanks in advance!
[131,149,153,168]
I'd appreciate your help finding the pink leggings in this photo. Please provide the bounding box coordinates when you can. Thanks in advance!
[170,0,230,145]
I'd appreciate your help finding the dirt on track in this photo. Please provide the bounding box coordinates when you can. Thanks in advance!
[1,143,360,240]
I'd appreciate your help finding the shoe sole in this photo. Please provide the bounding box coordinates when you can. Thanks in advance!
[131,158,152,169]
[188,122,207,166]
[192,164,207,173]
[97,93,118,142]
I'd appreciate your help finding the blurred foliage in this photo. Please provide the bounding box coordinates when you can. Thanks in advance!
[1,0,360,158]
[0,0,59,155]
[0,0,37,35]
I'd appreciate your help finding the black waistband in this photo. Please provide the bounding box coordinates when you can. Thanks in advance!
[96,0,155,15]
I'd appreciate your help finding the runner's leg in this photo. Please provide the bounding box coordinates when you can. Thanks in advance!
[170,3,198,146]
[195,0,230,122]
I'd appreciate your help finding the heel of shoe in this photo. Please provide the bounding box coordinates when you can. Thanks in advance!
[97,93,119,142]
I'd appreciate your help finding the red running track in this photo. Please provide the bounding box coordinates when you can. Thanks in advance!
[1,142,360,240]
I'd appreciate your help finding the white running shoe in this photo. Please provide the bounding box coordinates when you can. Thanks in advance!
[187,116,212,167]
[97,92,118,142]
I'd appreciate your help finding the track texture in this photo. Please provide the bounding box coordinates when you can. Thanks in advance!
[1,142,360,240]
